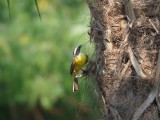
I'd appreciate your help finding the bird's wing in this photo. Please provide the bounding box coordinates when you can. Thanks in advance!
[86,55,89,64]
[70,60,75,75]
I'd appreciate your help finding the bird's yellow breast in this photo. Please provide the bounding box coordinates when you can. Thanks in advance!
[72,53,88,75]
[75,53,87,66]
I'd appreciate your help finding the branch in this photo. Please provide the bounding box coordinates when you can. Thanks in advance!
[109,106,122,120]
[156,50,160,110]
[124,0,136,28]
[149,19,159,34]
[128,47,147,79]
[120,60,131,79]
[132,50,160,120]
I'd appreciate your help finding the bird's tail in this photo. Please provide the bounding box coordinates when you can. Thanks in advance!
[73,77,78,92]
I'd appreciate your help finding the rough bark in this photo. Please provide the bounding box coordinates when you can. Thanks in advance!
[86,0,160,119]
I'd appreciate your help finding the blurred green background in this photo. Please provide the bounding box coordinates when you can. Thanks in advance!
[0,0,102,120]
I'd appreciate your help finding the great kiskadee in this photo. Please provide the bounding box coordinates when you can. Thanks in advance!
[70,45,88,92]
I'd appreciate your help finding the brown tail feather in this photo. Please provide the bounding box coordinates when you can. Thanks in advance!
[73,77,78,92]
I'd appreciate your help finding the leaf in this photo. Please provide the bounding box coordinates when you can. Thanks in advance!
[7,0,11,19]
[34,0,41,21]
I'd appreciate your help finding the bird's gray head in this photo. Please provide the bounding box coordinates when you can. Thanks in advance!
[73,45,82,56]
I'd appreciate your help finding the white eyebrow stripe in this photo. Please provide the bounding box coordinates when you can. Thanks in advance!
[73,45,82,56]
[73,47,78,55]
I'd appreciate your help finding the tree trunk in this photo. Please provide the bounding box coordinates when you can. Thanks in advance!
[86,0,160,119]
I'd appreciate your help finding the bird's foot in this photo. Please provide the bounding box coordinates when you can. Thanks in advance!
[75,74,82,78]
[81,69,88,76]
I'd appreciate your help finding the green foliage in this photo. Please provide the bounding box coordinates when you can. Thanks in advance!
[0,0,102,119]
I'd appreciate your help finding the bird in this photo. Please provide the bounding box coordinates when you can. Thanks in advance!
[70,45,88,92]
